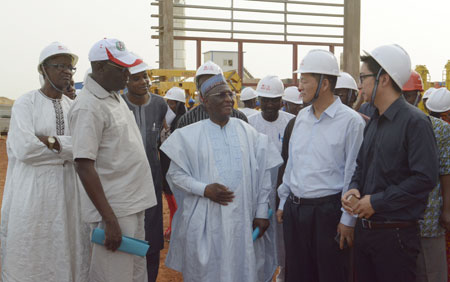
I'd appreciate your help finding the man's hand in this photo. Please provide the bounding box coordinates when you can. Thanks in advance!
[204,183,234,205]
[276,209,283,223]
[341,189,360,215]
[353,195,375,219]
[253,218,270,238]
[103,217,122,252]
[337,223,354,250]
[440,211,450,231]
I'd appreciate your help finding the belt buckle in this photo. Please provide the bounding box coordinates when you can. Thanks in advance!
[291,195,301,205]
[361,218,372,229]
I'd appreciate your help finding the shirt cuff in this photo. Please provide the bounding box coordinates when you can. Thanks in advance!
[189,180,207,197]
[278,198,287,211]
[370,191,386,212]
[340,210,357,227]
[256,203,269,219]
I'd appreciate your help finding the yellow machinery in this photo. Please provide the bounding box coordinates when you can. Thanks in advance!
[147,69,242,107]
[444,60,450,91]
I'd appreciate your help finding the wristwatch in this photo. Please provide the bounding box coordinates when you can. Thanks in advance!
[48,136,56,150]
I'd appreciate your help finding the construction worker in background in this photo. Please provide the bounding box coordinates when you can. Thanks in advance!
[160,87,186,239]
[342,44,438,282]
[64,78,76,100]
[175,60,247,128]
[1,42,89,281]
[401,72,450,282]
[336,72,370,122]
[239,87,259,117]
[427,87,450,124]
[282,86,304,116]
[160,73,282,282]
[335,72,358,107]
[278,49,365,282]
[122,59,168,282]
[249,75,295,282]
[402,70,424,106]
[422,87,437,114]
[69,38,157,282]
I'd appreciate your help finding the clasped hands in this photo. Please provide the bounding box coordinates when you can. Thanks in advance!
[341,189,375,219]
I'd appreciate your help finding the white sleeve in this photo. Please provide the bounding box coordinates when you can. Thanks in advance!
[167,161,208,197]
[8,98,64,166]
[340,117,365,227]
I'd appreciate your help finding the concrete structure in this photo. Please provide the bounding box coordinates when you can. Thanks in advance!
[343,0,361,83]
[204,51,238,72]
[173,0,186,69]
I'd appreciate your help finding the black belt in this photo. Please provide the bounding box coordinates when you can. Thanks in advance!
[289,192,340,205]
[360,218,417,230]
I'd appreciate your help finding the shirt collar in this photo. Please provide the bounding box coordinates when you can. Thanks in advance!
[379,96,404,121]
[308,96,341,119]
[85,75,118,100]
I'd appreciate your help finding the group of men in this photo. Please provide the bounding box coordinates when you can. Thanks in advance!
[1,36,449,282]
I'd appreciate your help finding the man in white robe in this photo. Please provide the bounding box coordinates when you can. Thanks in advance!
[0,42,90,282]
[161,74,282,282]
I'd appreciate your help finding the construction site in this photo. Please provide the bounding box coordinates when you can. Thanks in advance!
[1,0,450,282]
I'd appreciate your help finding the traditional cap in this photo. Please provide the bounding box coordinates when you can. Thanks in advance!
[200,74,230,97]
[88,38,142,67]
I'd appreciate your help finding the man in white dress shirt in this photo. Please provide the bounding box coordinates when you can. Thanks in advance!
[277,50,365,282]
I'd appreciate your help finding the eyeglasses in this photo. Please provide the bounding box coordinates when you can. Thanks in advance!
[359,73,376,84]
[45,63,76,74]
[106,61,128,73]
[208,91,235,99]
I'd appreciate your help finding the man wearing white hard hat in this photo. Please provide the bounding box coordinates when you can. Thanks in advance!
[68,38,157,282]
[239,87,259,117]
[277,49,365,282]
[335,72,370,123]
[248,75,294,282]
[1,42,90,281]
[422,87,437,114]
[175,60,247,128]
[283,86,304,116]
[160,73,282,282]
[342,44,438,282]
[122,58,168,282]
[401,80,450,282]
[427,87,450,123]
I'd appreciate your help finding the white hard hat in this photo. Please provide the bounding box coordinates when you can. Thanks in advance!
[426,87,450,112]
[423,87,436,99]
[363,44,411,89]
[294,49,340,76]
[38,42,78,73]
[336,72,358,91]
[283,86,303,104]
[240,87,257,101]
[196,60,223,78]
[255,75,284,98]
[164,87,186,103]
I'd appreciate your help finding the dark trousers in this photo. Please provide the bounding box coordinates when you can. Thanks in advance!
[354,221,420,282]
[283,193,349,282]
[146,251,160,282]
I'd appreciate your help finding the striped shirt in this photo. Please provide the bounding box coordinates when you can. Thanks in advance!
[175,104,248,129]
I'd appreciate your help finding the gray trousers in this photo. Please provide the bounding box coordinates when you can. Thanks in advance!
[416,235,447,282]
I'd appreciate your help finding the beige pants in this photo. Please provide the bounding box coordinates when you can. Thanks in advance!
[416,235,447,282]
[89,211,147,282]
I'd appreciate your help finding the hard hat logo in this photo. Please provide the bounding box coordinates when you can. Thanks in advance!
[57,45,66,51]
[116,41,126,51]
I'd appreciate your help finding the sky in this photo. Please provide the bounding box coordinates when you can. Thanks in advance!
[1,0,449,100]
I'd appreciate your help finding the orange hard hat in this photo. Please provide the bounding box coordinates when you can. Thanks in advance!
[402,70,424,91]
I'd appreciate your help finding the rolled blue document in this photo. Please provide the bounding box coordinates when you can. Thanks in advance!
[91,228,150,257]
[252,208,274,241]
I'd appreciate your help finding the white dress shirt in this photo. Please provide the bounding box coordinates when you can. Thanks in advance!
[278,97,365,226]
